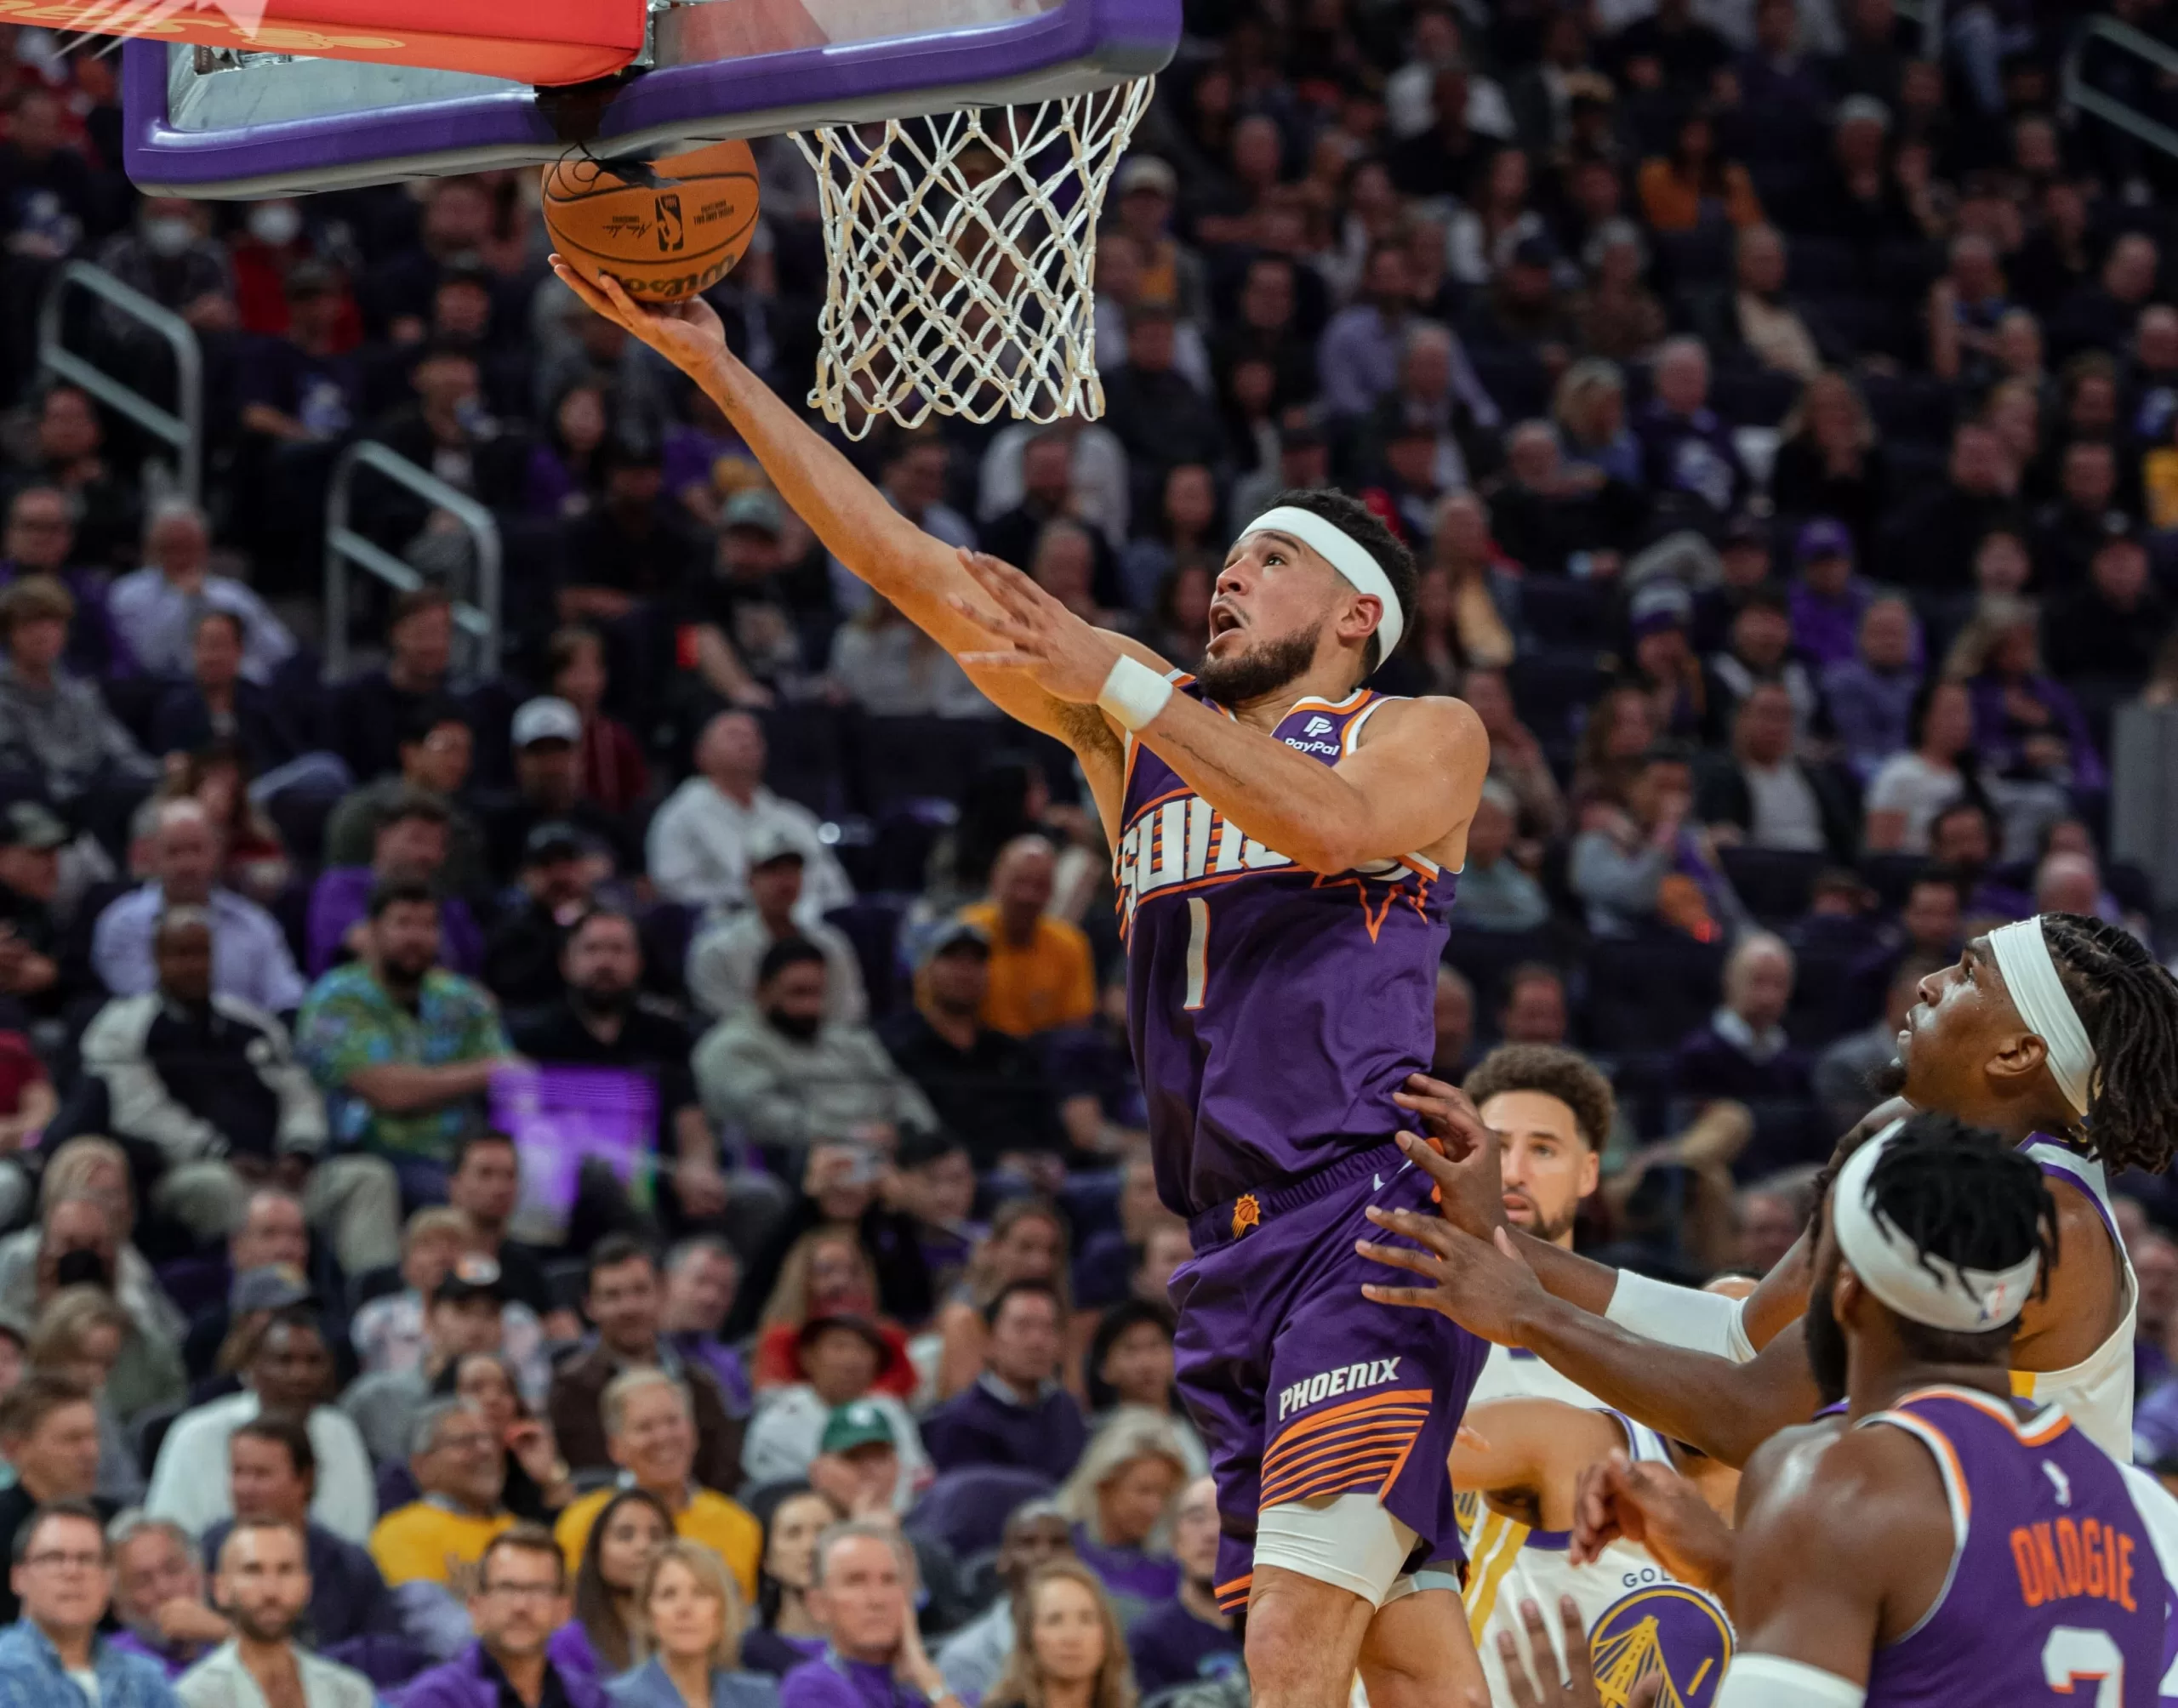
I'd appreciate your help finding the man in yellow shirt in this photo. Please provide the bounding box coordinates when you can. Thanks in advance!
[554,1368,761,1599]
[957,836,1094,1038]
[368,1400,516,1597]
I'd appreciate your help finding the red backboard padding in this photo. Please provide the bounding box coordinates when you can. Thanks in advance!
[0,0,643,84]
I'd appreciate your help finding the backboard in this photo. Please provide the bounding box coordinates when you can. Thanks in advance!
[121,0,1181,197]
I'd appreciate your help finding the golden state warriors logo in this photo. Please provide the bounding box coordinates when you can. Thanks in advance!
[1231,1193,1261,1238]
[1588,1585,1732,1708]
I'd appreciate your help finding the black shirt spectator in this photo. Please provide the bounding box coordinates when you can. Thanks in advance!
[331,586,458,786]
[151,609,308,775]
[2045,521,2173,688]
[477,696,640,886]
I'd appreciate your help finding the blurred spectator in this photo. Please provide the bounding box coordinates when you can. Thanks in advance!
[1118,464,1220,617]
[1571,743,1746,939]
[778,1523,940,1708]
[606,1539,776,1708]
[0,1498,172,1702]
[0,799,66,1019]
[556,1485,674,1686]
[550,1236,744,1491]
[1461,669,1563,841]
[1770,373,1891,556]
[1949,597,2107,800]
[97,196,232,330]
[738,1485,845,1678]
[1733,1173,1814,1275]
[1821,596,1920,781]
[81,906,401,1275]
[1571,220,1668,365]
[395,1524,604,1708]
[826,600,994,720]
[688,832,867,1027]
[980,1561,1130,1708]
[0,573,155,811]
[177,1519,379,1708]
[2034,440,2123,586]
[25,387,139,574]
[1673,931,1813,1107]
[1055,1409,1188,1625]
[2045,515,2172,687]
[1696,682,1858,860]
[322,697,487,895]
[1786,519,1874,669]
[1101,306,1226,521]
[1499,965,1571,1048]
[678,489,804,710]
[0,1375,105,1625]
[307,792,484,979]
[1485,423,1644,585]
[1877,421,2020,593]
[922,1280,1087,1482]
[552,1368,761,1597]
[329,588,457,789]
[295,880,516,1202]
[1083,1300,1200,1477]
[1638,111,1763,236]
[740,1319,927,1500]
[1126,1476,1237,1695]
[108,501,295,686]
[94,800,304,1013]
[752,1229,917,1398]
[25,1288,139,1501]
[368,1399,519,1642]
[341,1258,517,1466]
[1448,781,1549,932]
[1863,680,1981,856]
[933,1201,1072,1400]
[145,1308,372,1544]
[1635,339,1749,521]
[1366,327,1497,502]
[425,1351,577,1529]
[2053,231,2161,363]
[936,1501,1075,1705]
[205,1414,412,1683]
[545,627,648,818]
[482,697,641,887]
[648,713,852,923]
[352,1207,470,1375]
[695,937,935,1159]
[1926,800,2032,922]
[1706,587,1819,739]
[182,1193,311,1389]
[442,1133,559,1326]
[958,837,1095,1040]
[663,1238,753,1416]
[1432,966,1474,1077]
[1816,954,1935,1135]
[478,822,600,1011]
[106,1513,225,1679]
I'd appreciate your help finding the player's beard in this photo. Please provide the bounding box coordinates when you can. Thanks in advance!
[1867,1058,1907,1101]
[1196,623,1322,705]
[1804,1274,1849,1405]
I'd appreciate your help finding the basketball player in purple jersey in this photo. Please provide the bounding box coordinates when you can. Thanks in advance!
[551,265,1496,1708]
[1367,913,2178,1466]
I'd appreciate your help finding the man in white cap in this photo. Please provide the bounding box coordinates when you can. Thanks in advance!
[482,696,638,884]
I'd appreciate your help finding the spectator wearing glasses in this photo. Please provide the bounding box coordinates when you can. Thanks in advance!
[395,1523,607,1708]
[0,1497,180,1707]
[369,1400,521,1660]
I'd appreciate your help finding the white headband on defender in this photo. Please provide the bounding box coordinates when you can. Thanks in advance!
[1240,507,1404,658]
[1832,1129,2039,1333]
[1987,916,2097,1118]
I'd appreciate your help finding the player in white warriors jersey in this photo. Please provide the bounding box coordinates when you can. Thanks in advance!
[1365,914,2178,1466]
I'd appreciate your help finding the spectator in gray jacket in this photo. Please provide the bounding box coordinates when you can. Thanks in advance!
[686,831,865,1026]
[0,574,154,810]
[693,939,934,1157]
[1568,743,1748,939]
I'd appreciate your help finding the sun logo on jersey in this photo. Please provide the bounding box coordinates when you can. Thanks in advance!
[1231,1194,1261,1239]
[1588,1585,1732,1708]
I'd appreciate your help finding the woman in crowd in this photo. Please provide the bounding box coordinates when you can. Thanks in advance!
[1769,370,1890,556]
[350,1207,549,1399]
[1571,681,1660,813]
[1553,359,1641,487]
[1570,219,1665,363]
[423,1350,576,1523]
[158,740,291,902]
[555,1485,676,1687]
[1145,562,1214,669]
[526,379,608,519]
[981,1560,1136,1708]
[935,1198,1073,1400]
[1863,679,1983,856]
[548,624,649,817]
[753,1227,916,1397]
[740,1484,844,1677]
[607,1540,780,1708]
[1460,667,1565,844]
[1947,596,2107,828]
[1636,107,1763,235]
[1084,1301,1206,1477]
[1120,464,1221,615]
[27,1284,142,1500]
[1058,1409,1190,1625]
[826,596,995,720]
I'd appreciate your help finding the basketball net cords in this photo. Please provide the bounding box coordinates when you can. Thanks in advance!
[792,77,1155,437]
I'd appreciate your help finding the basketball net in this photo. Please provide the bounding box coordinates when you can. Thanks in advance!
[792,77,1154,438]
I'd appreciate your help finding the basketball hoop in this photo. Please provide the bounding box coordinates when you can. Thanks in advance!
[793,77,1155,438]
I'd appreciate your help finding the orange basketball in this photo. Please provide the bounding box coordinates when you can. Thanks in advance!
[543,137,761,303]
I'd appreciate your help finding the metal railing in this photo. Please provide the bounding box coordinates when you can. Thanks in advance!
[2062,14,2178,164]
[323,440,502,680]
[35,261,202,504]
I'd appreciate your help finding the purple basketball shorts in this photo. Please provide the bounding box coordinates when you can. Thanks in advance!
[1170,1141,1487,1614]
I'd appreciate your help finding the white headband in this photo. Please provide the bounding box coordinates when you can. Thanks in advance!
[1833,1126,2040,1334]
[1987,916,2096,1119]
[1240,507,1404,658]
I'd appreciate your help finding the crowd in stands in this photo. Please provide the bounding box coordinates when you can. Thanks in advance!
[0,0,2171,1699]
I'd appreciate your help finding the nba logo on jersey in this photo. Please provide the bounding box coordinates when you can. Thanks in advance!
[1588,1584,1731,1708]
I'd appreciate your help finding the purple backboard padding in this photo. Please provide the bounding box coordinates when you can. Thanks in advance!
[123,0,1178,191]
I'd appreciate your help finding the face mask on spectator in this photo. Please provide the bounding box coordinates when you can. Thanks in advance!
[144,216,195,258]
[248,203,302,247]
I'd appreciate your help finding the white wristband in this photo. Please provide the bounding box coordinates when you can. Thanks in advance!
[1604,1269,1757,1364]
[1713,1656,1866,1707]
[1097,656,1173,732]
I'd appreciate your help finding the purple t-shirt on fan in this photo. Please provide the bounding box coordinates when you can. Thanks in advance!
[1126,1597,1241,1695]
[1115,683,1454,1217]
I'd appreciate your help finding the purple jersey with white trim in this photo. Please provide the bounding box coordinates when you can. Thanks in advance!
[1860,1386,2161,1707]
[1115,681,1453,1217]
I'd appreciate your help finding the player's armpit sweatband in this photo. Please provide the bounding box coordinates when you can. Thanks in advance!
[1713,1656,1866,1707]
[1605,1270,1757,1364]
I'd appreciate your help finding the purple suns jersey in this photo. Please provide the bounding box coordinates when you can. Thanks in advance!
[1114,680,1454,1218]
[1860,1386,2163,1707]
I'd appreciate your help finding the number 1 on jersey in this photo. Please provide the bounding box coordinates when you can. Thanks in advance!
[1184,897,1209,1011]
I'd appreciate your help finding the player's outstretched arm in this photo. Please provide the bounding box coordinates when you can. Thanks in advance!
[548,262,1137,757]
[1356,1187,1822,1466]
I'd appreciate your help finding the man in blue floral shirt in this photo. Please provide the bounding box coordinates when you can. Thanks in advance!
[0,1498,180,1706]
[296,878,518,1205]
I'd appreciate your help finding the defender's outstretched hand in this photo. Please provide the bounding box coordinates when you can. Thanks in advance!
[1497,1596,1662,1708]
[1568,1449,1735,1592]
[1356,1200,1546,1345]
[949,549,1123,703]
[549,256,727,373]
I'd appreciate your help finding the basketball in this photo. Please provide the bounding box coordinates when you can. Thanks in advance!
[542,138,761,303]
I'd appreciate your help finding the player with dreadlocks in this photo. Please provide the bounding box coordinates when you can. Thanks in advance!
[1358,912,2178,1466]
